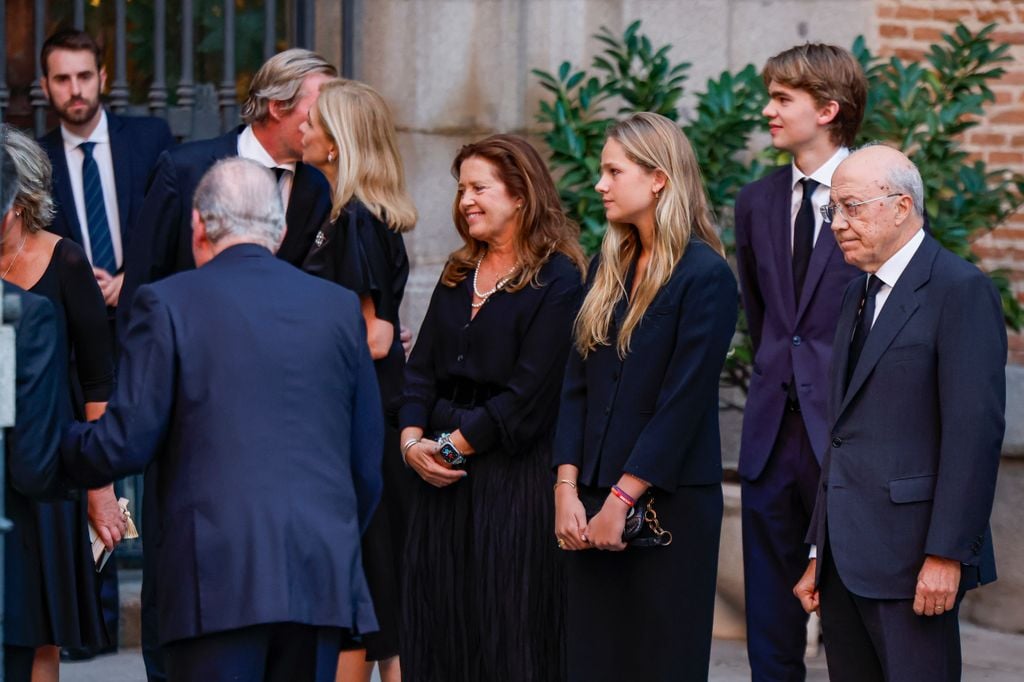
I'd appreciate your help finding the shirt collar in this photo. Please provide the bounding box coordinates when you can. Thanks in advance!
[791,146,850,192]
[237,125,296,174]
[61,109,109,150]
[874,228,925,289]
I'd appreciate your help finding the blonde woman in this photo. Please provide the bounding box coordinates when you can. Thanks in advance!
[0,126,124,680]
[553,113,738,680]
[300,79,415,682]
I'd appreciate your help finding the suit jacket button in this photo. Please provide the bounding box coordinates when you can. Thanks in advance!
[793,335,802,346]
[831,436,843,448]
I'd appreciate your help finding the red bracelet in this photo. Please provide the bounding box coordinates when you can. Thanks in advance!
[610,485,636,507]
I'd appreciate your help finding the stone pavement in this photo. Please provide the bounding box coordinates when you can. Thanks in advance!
[60,622,1024,682]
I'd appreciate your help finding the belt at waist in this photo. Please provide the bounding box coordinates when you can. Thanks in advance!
[437,378,503,409]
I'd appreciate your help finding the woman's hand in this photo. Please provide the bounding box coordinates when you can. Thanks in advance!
[407,439,467,488]
[554,486,590,550]
[586,496,629,551]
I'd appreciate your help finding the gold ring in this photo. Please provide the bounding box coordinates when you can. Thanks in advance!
[557,538,566,549]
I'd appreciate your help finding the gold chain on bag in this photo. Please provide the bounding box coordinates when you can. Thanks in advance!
[643,497,673,546]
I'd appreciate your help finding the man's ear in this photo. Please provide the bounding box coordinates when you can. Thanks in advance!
[266,99,285,123]
[817,100,840,127]
[98,66,108,94]
[893,193,914,226]
[40,75,51,103]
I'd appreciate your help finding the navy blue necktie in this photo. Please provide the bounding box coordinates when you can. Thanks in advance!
[846,274,884,388]
[79,141,117,273]
[793,178,819,298]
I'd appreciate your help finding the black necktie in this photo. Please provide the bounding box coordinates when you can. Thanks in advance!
[846,274,884,388]
[272,167,287,182]
[79,142,117,273]
[793,178,819,298]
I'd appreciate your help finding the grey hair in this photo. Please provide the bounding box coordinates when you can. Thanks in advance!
[192,158,285,251]
[858,141,925,216]
[0,130,18,216]
[240,49,337,124]
[0,124,55,233]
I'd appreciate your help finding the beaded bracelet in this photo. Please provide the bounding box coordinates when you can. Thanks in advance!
[610,485,636,507]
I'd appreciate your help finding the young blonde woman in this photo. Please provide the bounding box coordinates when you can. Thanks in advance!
[553,113,738,681]
[300,79,416,682]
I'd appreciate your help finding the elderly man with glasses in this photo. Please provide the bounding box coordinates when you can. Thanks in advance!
[794,143,1006,682]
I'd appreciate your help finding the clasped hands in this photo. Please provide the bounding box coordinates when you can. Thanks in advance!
[793,554,961,617]
[554,488,628,552]
[405,437,468,488]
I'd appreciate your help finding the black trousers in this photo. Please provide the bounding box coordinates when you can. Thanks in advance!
[819,542,963,682]
[164,622,343,682]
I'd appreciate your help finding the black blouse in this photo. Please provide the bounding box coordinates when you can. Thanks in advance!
[30,238,115,417]
[399,252,583,453]
[303,200,409,413]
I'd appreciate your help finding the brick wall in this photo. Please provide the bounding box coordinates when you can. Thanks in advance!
[875,0,1024,362]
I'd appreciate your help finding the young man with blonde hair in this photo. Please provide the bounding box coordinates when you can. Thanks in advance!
[734,43,866,682]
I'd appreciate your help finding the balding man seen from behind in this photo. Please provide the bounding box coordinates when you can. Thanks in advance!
[60,158,383,682]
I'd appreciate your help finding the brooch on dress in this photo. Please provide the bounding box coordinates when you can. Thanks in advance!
[314,230,326,248]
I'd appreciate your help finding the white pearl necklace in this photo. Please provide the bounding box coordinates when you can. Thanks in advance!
[471,255,518,308]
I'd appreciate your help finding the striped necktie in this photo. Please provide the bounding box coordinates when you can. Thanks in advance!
[79,141,116,273]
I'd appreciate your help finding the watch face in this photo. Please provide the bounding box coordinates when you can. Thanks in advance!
[439,442,464,465]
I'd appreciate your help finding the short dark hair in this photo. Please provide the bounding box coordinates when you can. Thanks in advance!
[762,43,867,148]
[41,29,102,76]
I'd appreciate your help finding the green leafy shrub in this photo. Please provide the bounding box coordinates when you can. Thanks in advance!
[533,20,1024,393]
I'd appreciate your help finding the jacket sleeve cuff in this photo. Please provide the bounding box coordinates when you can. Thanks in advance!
[398,402,430,432]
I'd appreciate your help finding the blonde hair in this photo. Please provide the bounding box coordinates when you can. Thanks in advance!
[314,79,416,231]
[1,124,55,233]
[442,134,586,291]
[574,113,723,357]
[241,49,336,125]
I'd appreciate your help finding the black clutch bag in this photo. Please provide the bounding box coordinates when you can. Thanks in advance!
[577,488,673,548]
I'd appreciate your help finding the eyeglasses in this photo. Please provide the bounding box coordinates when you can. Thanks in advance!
[820,193,903,222]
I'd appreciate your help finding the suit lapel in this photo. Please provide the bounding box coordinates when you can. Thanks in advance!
[279,162,327,263]
[42,130,84,244]
[795,221,836,322]
[767,169,798,321]
[107,112,133,242]
[838,236,937,415]
[831,274,864,418]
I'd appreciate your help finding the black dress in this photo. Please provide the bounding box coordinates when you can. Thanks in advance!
[303,200,415,660]
[398,252,583,682]
[552,242,738,682]
[27,238,114,649]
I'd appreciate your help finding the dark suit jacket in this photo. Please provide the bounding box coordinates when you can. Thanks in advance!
[808,234,1006,599]
[553,241,738,490]
[39,111,175,265]
[3,286,70,646]
[734,166,862,480]
[118,127,331,333]
[61,244,383,644]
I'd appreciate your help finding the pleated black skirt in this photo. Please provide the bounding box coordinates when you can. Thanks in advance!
[564,483,722,682]
[401,439,564,682]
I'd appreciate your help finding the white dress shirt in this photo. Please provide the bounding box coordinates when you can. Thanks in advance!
[868,228,926,327]
[237,125,296,211]
[790,147,850,253]
[61,110,123,270]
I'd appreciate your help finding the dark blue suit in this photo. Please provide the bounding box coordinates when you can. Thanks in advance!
[39,111,174,266]
[554,241,737,680]
[119,127,331,330]
[808,234,1005,681]
[115,128,330,679]
[734,165,862,681]
[60,245,383,680]
[3,287,70,681]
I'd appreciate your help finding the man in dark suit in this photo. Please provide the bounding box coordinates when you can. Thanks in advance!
[115,48,335,679]
[37,29,174,658]
[734,44,866,681]
[38,28,174,312]
[118,47,336,331]
[61,158,383,682]
[794,145,1006,681]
